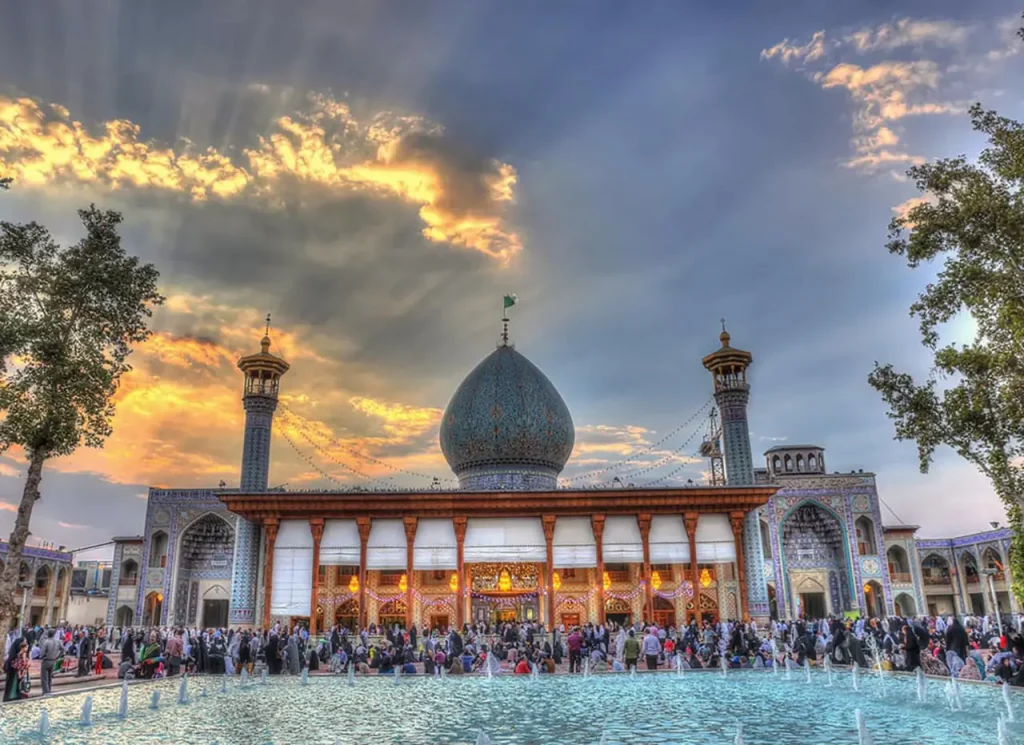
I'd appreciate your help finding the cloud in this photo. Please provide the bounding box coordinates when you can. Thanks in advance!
[0,501,17,512]
[891,195,936,225]
[0,93,522,262]
[758,435,789,443]
[0,463,18,478]
[761,30,830,67]
[348,396,443,440]
[57,521,90,529]
[844,19,972,53]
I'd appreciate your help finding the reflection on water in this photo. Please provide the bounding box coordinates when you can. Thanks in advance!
[0,669,1018,744]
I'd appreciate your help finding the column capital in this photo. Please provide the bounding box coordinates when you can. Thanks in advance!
[357,517,372,542]
[591,514,605,542]
[310,517,325,543]
[542,514,557,542]
[729,511,746,535]
[637,513,652,538]
[403,516,418,542]
[453,516,468,543]
[264,520,279,543]
[684,512,699,537]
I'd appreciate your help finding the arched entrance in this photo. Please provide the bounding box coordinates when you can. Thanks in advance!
[961,552,984,614]
[174,513,234,626]
[893,593,916,617]
[767,584,779,621]
[116,605,134,626]
[781,502,852,616]
[864,580,884,618]
[605,598,631,627]
[652,596,676,628]
[334,599,358,630]
[378,599,407,630]
[143,591,163,626]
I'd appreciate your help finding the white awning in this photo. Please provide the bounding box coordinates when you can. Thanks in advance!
[413,519,458,570]
[271,520,312,617]
[553,517,597,568]
[603,516,643,563]
[464,517,546,563]
[366,519,407,570]
[649,515,690,563]
[320,519,360,566]
[696,513,736,562]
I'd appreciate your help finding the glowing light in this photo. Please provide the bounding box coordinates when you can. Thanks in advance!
[651,571,663,591]
[863,583,872,594]
[498,569,512,593]
[699,568,712,588]
[552,572,562,591]
[398,573,408,593]
[603,571,611,591]
[155,593,163,603]
[449,573,459,593]
[349,575,360,594]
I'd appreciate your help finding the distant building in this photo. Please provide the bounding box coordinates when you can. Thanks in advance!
[66,560,113,627]
[0,541,73,627]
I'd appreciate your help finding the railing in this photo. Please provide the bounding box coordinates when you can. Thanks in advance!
[120,576,138,587]
[923,575,951,585]
[606,571,630,583]
[965,575,980,585]
[32,587,48,598]
[378,574,403,586]
[889,572,912,584]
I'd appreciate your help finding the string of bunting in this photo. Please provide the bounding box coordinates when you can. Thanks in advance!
[654,583,694,600]
[559,397,713,485]
[605,582,646,601]
[636,446,706,487]
[594,416,707,486]
[276,424,368,489]
[554,586,598,607]
[280,405,456,487]
[279,415,380,482]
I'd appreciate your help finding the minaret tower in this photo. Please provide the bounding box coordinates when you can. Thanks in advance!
[229,315,290,626]
[702,322,769,620]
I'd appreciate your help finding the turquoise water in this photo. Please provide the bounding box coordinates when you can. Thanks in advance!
[0,669,1019,744]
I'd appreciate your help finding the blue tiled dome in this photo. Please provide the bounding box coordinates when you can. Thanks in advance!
[440,345,575,490]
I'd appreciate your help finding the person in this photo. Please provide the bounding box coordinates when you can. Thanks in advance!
[623,629,640,671]
[515,656,531,674]
[166,629,184,677]
[642,629,661,670]
[3,638,29,701]
[209,631,228,675]
[567,627,583,673]
[39,629,62,695]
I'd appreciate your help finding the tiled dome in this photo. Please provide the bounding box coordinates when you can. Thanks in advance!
[440,345,574,490]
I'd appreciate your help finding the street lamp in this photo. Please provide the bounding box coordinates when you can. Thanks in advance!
[979,567,1004,638]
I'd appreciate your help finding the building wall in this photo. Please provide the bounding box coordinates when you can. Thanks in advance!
[138,489,237,626]
[761,472,893,619]
[915,528,1019,618]
[0,542,73,627]
[66,595,110,627]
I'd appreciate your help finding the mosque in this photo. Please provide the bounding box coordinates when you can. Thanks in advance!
[102,319,1019,633]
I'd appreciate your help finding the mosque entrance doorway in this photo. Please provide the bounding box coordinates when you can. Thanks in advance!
[801,592,826,619]
[429,614,450,632]
[652,597,676,629]
[203,599,229,628]
[335,599,358,631]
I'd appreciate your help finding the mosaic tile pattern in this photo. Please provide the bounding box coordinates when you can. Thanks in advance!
[440,346,574,484]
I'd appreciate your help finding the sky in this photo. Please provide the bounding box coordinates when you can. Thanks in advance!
[0,1,1021,563]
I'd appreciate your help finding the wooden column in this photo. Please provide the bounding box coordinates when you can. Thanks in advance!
[357,517,371,629]
[453,517,467,630]
[638,513,652,624]
[730,511,749,622]
[261,518,279,630]
[403,517,417,630]
[684,512,699,625]
[592,515,606,625]
[309,518,324,635]
[542,515,556,631]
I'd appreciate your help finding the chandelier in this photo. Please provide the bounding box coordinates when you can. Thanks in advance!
[552,572,562,591]
[398,573,408,593]
[699,568,712,588]
[498,569,512,592]
[449,573,459,593]
[348,575,360,594]
[603,571,611,591]
[651,571,662,591]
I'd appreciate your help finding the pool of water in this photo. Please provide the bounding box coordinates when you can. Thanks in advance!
[0,668,1019,744]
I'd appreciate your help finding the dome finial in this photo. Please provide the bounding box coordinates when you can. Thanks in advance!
[501,294,518,348]
[719,317,730,346]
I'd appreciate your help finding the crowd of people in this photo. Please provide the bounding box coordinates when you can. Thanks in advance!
[3,612,1024,701]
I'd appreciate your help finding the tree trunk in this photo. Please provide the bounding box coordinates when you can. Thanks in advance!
[0,448,46,630]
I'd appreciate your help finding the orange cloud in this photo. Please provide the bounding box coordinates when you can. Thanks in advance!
[0,501,17,512]
[348,396,443,440]
[0,93,522,263]
[0,463,18,478]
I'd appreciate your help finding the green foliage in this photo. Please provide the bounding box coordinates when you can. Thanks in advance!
[869,103,1024,600]
[0,206,163,623]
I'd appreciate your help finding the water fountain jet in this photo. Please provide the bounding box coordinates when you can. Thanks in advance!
[240,667,249,687]
[804,659,811,683]
[179,674,190,704]
[118,679,129,718]
[79,696,93,726]
[998,714,1012,745]
[823,655,833,687]
[39,709,50,737]
[855,709,874,745]
[783,656,793,681]
[476,731,492,745]
[150,691,161,710]
[852,662,861,692]
[915,667,926,704]
[1004,681,1016,722]
[303,668,310,686]
[720,656,728,677]
[733,721,745,745]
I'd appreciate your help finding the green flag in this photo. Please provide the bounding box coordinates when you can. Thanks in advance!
[503,293,518,309]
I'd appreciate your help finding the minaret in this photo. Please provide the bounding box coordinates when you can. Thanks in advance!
[702,323,769,620]
[229,315,290,626]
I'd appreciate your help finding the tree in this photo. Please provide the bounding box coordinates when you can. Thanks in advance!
[0,206,163,626]
[868,103,1024,599]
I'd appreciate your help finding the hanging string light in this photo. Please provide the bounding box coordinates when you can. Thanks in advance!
[277,416,380,482]
[279,405,456,487]
[594,420,707,486]
[559,397,712,485]
[277,424,366,489]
